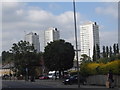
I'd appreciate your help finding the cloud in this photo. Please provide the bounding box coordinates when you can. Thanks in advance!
[2,2,20,8]
[16,9,24,15]
[2,2,118,52]
[95,4,118,18]
[27,9,54,22]
[2,2,81,51]
[99,30,118,47]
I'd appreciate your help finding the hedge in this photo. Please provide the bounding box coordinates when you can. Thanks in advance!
[80,60,120,76]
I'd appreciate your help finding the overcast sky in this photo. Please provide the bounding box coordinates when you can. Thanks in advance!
[2,1,118,52]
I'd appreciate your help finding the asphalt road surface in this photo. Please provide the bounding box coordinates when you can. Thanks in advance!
[2,80,53,88]
[2,80,119,90]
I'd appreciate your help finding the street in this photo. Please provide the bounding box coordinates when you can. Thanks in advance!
[2,79,113,89]
[2,80,53,88]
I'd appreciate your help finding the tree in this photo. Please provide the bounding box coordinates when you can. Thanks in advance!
[113,44,117,55]
[106,46,109,58]
[103,46,106,57]
[116,43,119,54]
[109,46,112,57]
[96,44,100,59]
[80,54,91,63]
[2,51,13,64]
[93,45,96,61]
[10,40,41,79]
[44,39,75,78]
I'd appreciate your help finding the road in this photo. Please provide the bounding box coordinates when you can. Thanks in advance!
[2,80,53,88]
[2,79,118,89]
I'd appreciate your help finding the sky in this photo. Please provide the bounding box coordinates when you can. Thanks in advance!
[1,1,118,52]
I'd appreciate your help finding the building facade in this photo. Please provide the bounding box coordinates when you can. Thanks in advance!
[25,32,40,53]
[80,21,100,59]
[118,25,120,52]
[44,27,60,46]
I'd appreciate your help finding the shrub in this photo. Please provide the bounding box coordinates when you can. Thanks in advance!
[69,70,78,75]
[80,63,89,76]
[86,63,100,75]
[80,60,120,76]
[105,60,120,75]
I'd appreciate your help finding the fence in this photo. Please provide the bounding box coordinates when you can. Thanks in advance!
[86,75,120,87]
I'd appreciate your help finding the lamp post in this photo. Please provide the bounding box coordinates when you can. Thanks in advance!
[25,64,28,81]
[73,0,80,88]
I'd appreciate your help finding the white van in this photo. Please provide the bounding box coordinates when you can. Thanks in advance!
[48,71,59,79]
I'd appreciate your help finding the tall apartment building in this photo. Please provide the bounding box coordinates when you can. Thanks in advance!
[80,21,99,59]
[44,27,60,46]
[118,25,120,52]
[25,32,40,53]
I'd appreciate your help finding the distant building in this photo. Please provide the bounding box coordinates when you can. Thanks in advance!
[44,27,60,46]
[118,26,120,52]
[0,63,14,77]
[25,32,40,53]
[80,21,100,59]
[39,30,45,52]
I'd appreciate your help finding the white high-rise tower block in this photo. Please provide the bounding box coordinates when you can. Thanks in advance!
[44,27,60,46]
[25,32,40,53]
[80,21,100,59]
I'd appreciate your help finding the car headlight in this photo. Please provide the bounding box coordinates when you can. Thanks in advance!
[66,79,69,81]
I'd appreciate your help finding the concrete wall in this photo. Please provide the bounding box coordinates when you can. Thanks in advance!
[86,75,120,87]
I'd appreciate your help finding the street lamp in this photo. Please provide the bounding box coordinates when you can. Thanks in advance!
[25,64,28,81]
[73,0,80,88]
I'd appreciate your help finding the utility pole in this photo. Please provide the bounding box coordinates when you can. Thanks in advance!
[73,0,80,88]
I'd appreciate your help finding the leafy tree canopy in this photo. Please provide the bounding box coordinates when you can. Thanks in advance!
[10,40,41,76]
[44,39,75,71]
[2,51,13,64]
[80,54,91,63]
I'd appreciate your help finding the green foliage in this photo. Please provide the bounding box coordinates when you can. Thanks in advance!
[80,60,120,76]
[116,44,119,54]
[113,44,116,55]
[93,45,96,61]
[69,70,78,76]
[10,40,42,76]
[80,63,90,76]
[44,39,75,71]
[2,51,13,64]
[106,46,109,58]
[80,54,91,63]
[116,54,120,59]
[109,46,112,57]
[93,44,100,61]
[98,54,120,63]
[102,46,106,58]
[97,57,111,64]
[96,44,100,59]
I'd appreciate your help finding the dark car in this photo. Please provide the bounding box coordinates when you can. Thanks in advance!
[39,75,49,80]
[63,75,86,85]
[2,74,10,80]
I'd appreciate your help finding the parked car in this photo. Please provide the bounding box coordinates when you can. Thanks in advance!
[48,71,59,79]
[48,73,54,79]
[39,75,49,80]
[63,75,87,85]
[2,74,10,80]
